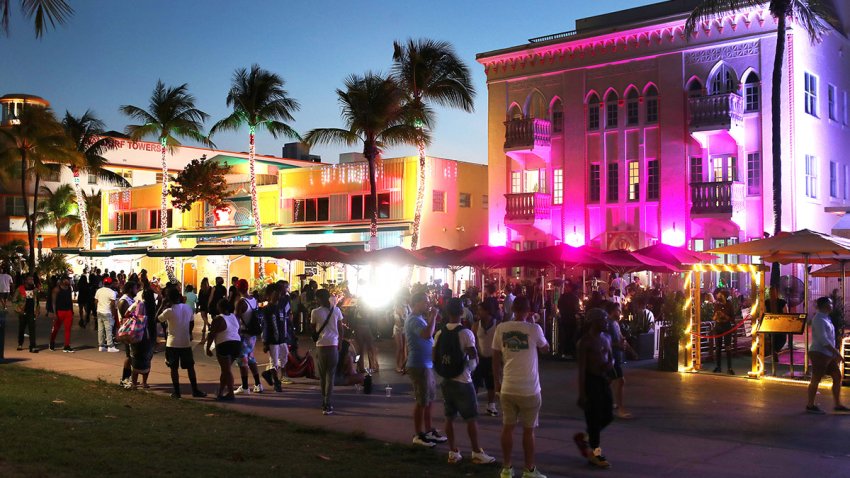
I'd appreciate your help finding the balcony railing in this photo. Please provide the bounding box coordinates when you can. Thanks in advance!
[505,192,551,223]
[690,181,745,216]
[504,118,551,150]
[688,93,744,131]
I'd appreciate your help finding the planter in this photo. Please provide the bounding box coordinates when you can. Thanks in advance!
[635,331,655,361]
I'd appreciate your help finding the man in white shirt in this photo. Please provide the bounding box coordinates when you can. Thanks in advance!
[492,296,549,478]
[0,267,13,310]
[93,278,120,352]
[806,296,848,414]
[158,287,206,399]
[434,298,495,466]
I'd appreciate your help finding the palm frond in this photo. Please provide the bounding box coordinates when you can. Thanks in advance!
[303,128,362,148]
[261,120,301,140]
[791,0,842,42]
[379,124,431,148]
[209,111,245,136]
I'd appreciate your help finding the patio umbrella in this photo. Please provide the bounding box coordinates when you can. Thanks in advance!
[417,245,463,268]
[596,249,679,274]
[514,244,604,269]
[457,245,521,269]
[350,246,424,266]
[634,243,715,270]
[301,245,351,263]
[811,262,850,278]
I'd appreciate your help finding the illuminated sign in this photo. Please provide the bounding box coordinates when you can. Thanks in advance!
[214,204,236,227]
[755,313,807,334]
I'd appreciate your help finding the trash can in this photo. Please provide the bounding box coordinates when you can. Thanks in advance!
[657,326,679,372]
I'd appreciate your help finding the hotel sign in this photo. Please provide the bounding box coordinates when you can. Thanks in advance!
[755,313,807,334]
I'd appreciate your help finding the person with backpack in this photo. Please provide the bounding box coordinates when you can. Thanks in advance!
[406,292,447,447]
[158,287,206,399]
[311,288,344,415]
[261,283,287,392]
[234,279,263,394]
[492,296,549,478]
[127,286,157,390]
[434,298,496,466]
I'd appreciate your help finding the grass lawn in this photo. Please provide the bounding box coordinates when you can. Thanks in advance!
[0,365,494,478]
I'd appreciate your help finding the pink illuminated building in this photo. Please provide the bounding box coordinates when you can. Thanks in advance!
[477,0,850,286]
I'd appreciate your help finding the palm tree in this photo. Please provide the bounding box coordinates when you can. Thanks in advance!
[686,1,839,240]
[211,64,300,277]
[35,183,74,247]
[66,189,101,249]
[0,0,72,37]
[304,73,428,248]
[62,110,128,252]
[121,80,211,280]
[0,106,78,271]
[391,39,475,251]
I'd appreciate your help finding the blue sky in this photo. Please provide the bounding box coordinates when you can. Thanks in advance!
[0,0,652,164]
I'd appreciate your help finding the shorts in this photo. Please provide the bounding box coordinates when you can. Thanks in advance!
[215,340,243,359]
[165,347,195,369]
[441,379,478,420]
[240,335,257,365]
[609,361,624,380]
[810,351,840,376]
[0,292,9,299]
[501,392,542,428]
[473,356,494,391]
[407,366,436,406]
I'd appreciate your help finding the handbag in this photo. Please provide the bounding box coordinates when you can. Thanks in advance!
[311,307,335,342]
[117,303,147,344]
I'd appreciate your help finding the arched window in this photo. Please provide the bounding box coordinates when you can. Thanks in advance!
[587,94,600,130]
[645,85,659,123]
[526,91,546,119]
[550,98,564,133]
[709,64,737,95]
[744,72,760,112]
[605,90,619,129]
[687,78,704,98]
[626,88,640,125]
[508,103,523,120]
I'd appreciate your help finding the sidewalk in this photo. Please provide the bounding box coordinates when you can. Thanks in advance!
[3,310,850,478]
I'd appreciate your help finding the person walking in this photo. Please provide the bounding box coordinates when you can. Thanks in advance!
[603,301,633,419]
[49,276,75,352]
[434,298,496,466]
[472,300,499,417]
[406,292,447,447]
[234,279,263,394]
[117,281,139,387]
[208,276,227,317]
[15,274,39,353]
[574,308,615,469]
[261,283,287,392]
[311,288,343,415]
[806,296,849,414]
[712,290,735,375]
[94,277,120,353]
[184,284,198,342]
[0,266,14,310]
[492,296,550,478]
[206,298,242,401]
[197,278,211,341]
[158,287,206,399]
[127,287,157,390]
[75,274,91,328]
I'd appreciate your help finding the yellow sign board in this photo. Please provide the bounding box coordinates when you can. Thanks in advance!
[755,313,807,334]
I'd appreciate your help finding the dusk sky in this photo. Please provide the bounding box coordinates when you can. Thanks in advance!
[0,0,652,164]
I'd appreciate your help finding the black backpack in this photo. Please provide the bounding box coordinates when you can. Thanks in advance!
[434,325,467,379]
[243,299,265,337]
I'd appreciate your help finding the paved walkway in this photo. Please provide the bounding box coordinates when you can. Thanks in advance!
[2,310,850,478]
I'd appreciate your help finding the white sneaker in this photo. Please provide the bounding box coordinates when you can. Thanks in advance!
[106,347,120,353]
[280,377,293,385]
[99,346,107,352]
[447,450,462,464]
[252,384,263,393]
[234,385,250,395]
[471,449,496,464]
[412,433,436,447]
[500,467,514,478]
[521,467,547,478]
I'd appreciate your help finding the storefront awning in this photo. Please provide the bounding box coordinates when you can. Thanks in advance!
[146,248,195,258]
[82,246,149,257]
[272,222,410,236]
[175,227,255,239]
[97,232,171,243]
[191,244,253,256]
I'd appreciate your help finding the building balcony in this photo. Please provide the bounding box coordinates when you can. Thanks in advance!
[504,118,551,161]
[690,181,745,218]
[505,192,551,225]
[688,93,745,146]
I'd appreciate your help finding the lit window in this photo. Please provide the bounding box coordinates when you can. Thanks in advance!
[607,163,619,202]
[828,85,837,121]
[510,171,521,194]
[589,164,600,202]
[626,89,639,125]
[459,193,471,208]
[747,153,761,195]
[645,86,659,123]
[587,94,600,130]
[830,161,838,198]
[647,160,659,200]
[432,190,446,212]
[553,169,563,205]
[690,157,703,183]
[628,161,639,201]
[804,72,818,117]
[88,174,98,185]
[538,169,547,194]
[805,155,817,199]
[744,72,760,112]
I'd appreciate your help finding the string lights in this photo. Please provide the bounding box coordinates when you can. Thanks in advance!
[249,127,266,279]
[160,137,176,281]
[71,167,92,251]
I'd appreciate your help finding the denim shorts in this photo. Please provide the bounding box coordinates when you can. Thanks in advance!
[407,367,436,406]
[441,379,478,420]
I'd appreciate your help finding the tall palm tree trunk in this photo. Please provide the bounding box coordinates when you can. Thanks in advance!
[770,15,787,288]
[160,138,175,281]
[248,127,265,279]
[21,151,35,271]
[31,173,41,269]
[71,167,92,250]
[410,141,427,251]
[366,146,379,250]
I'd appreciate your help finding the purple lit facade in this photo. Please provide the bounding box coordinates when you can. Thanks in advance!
[477,1,850,284]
